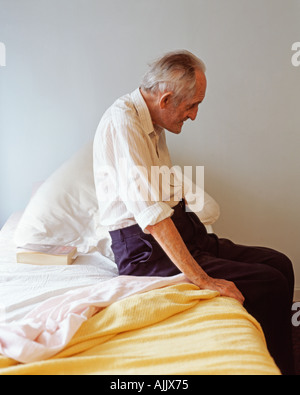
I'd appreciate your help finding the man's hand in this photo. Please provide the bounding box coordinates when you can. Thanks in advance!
[198,276,245,305]
[146,217,245,305]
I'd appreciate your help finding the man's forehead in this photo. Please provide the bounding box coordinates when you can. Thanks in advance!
[195,71,207,90]
[193,71,207,100]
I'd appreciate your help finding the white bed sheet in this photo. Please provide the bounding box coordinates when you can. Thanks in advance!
[0,212,118,324]
[0,212,191,363]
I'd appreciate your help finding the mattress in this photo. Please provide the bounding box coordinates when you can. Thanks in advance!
[0,213,281,375]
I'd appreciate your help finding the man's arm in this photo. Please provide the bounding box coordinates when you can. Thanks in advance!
[146,217,245,305]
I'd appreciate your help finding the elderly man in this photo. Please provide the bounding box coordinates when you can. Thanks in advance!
[93,51,294,375]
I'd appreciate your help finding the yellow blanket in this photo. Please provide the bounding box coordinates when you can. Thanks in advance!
[0,284,280,375]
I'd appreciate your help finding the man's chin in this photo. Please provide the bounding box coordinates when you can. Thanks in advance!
[167,124,183,134]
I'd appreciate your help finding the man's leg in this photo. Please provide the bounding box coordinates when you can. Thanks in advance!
[214,237,295,303]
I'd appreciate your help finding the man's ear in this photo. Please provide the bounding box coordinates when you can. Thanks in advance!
[159,92,173,109]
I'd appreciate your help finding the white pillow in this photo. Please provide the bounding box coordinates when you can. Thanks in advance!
[187,188,220,226]
[14,141,112,257]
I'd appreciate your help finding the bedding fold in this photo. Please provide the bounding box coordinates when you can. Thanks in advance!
[0,274,192,363]
[0,283,280,375]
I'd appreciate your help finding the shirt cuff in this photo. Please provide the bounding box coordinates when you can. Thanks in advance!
[135,202,174,233]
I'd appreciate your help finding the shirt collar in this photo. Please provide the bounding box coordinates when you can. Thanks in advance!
[131,88,161,136]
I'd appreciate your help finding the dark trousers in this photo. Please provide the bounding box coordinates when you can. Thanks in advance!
[109,201,295,375]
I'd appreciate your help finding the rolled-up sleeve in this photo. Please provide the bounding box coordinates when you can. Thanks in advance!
[135,202,174,231]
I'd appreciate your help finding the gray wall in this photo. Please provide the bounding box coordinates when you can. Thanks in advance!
[1,0,300,293]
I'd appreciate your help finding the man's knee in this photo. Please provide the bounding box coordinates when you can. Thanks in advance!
[265,249,294,296]
[242,264,290,308]
[261,247,293,271]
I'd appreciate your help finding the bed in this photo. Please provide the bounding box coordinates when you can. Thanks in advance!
[0,142,281,375]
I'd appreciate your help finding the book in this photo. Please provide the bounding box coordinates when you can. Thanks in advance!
[16,243,77,265]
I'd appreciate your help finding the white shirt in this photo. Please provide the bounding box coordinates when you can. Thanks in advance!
[93,88,182,232]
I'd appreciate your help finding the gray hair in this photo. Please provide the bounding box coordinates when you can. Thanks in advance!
[140,50,206,104]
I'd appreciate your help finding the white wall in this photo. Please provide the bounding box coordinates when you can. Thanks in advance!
[1,0,300,292]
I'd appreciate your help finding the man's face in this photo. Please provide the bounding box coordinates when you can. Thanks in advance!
[161,70,207,134]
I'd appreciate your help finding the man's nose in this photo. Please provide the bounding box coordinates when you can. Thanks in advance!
[188,106,199,121]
